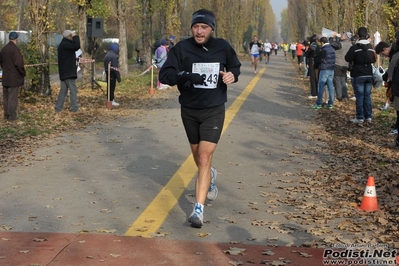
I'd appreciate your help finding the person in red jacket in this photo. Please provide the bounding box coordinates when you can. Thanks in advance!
[296,41,305,70]
[0,32,26,121]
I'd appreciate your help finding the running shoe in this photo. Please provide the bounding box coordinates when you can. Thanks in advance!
[188,202,204,228]
[207,167,218,201]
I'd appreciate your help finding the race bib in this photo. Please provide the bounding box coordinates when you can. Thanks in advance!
[192,62,220,89]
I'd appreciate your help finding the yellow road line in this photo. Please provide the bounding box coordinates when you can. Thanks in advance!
[124,67,266,237]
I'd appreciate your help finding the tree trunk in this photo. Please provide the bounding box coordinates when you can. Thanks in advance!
[78,6,90,84]
[141,0,153,68]
[117,0,128,75]
[27,0,51,96]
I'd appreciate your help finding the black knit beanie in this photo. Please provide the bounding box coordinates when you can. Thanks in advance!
[191,9,216,30]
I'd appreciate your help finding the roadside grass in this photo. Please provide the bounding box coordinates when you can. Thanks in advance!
[0,67,162,170]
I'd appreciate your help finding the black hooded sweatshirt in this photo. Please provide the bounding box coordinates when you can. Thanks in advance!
[344,39,376,78]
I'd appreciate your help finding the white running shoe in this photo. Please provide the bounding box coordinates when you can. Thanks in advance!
[112,100,120,106]
[188,202,204,228]
[207,167,218,201]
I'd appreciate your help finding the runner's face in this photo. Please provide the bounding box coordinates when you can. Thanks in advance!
[191,23,213,45]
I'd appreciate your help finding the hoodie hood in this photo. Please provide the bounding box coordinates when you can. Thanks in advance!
[109,43,119,53]
[357,39,370,51]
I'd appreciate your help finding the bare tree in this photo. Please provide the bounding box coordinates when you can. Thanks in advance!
[115,0,128,75]
[27,0,51,95]
[140,0,153,67]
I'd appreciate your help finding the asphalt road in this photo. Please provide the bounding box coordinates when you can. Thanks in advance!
[0,53,326,248]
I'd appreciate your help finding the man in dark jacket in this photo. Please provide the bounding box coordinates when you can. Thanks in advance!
[0,32,26,121]
[345,27,376,123]
[305,34,320,99]
[311,36,335,109]
[55,30,80,113]
[159,9,241,228]
[104,43,121,106]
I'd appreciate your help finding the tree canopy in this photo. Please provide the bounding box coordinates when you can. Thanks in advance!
[282,0,394,42]
[1,0,398,94]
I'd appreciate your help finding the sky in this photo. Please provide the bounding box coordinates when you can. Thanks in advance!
[270,0,287,22]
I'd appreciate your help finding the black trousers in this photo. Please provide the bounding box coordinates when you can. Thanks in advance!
[106,71,117,101]
[308,62,318,96]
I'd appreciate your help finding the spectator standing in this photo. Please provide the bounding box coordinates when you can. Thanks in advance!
[159,9,241,228]
[169,35,175,50]
[345,27,376,123]
[305,35,321,99]
[0,31,26,121]
[333,32,353,101]
[296,41,305,70]
[154,39,169,90]
[384,41,399,147]
[311,36,336,109]
[104,43,121,106]
[55,30,80,113]
[375,41,398,137]
[302,40,309,76]
[378,34,399,111]
[249,35,262,74]
[153,38,161,54]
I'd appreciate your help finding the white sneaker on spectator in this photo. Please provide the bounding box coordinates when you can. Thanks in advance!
[379,103,390,110]
[350,118,364,123]
[112,100,119,106]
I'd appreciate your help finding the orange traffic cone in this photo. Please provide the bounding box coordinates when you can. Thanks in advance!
[358,176,379,212]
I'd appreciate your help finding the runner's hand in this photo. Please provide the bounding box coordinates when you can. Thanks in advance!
[220,71,235,84]
[177,71,204,85]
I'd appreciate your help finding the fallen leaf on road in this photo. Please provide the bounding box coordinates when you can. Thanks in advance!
[33,238,47,242]
[262,250,275,256]
[229,260,243,265]
[223,247,246,255]
[197,232,210,237]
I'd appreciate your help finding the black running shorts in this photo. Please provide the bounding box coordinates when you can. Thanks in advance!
[181,104,225,144]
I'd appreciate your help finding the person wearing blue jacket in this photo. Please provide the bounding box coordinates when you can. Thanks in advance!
[311,36,336,109]
[159,9,241,228]
[104,43,121,106]
[55,30,80,113]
